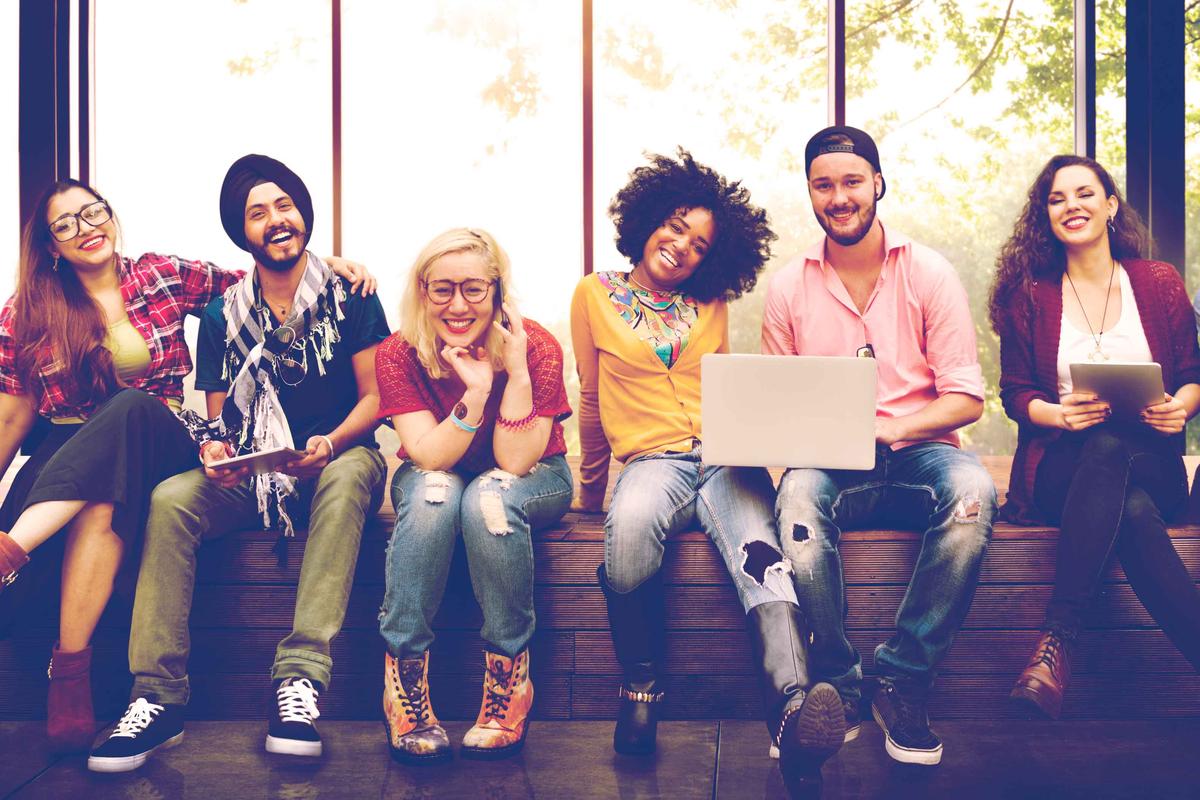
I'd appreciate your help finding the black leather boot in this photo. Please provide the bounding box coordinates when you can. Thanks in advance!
[748,601,844,778]
[598,565,665,755]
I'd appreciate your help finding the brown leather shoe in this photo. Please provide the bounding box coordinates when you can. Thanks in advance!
[1010,630,1071,719]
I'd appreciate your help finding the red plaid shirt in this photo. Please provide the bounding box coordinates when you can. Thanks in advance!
[0,253,243,420]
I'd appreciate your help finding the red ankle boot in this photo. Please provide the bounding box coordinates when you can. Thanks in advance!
[0,531,30,592]
[47,643,96,753]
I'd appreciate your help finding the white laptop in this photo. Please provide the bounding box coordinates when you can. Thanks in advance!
[700,354,877,470]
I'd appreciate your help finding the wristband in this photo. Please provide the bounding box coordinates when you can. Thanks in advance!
[497,409,539,431]
[316,434,336,459]
[449,402,480,433]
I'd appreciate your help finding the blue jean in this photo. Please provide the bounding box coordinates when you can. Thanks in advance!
[379,455,573,660]
[605,447,796,610]
[777,443,995,701]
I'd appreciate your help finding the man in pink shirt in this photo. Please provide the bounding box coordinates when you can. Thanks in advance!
[762,126,996,767]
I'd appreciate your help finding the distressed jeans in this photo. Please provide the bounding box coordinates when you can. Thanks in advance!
[379,455,573,660]
[777,442,995,702]
[128,446,387,703]
[605,447,796,610]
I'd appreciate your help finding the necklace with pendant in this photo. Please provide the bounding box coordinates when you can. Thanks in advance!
[1065,259,1116,362]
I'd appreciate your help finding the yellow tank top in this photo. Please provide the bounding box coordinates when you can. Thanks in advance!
[51,316,179,423]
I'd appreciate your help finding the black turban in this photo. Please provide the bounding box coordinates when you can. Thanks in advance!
[219,154,314,252]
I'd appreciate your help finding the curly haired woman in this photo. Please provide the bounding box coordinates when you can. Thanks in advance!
[570,150,844,775]
[991,155,1200,719]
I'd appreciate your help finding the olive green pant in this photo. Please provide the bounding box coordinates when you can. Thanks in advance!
[128,446,386,704]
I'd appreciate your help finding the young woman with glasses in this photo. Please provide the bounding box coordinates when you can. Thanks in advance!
[990,155,1200,719]
[569,150,845,779]
[374,227,572,763]
[0,179,372,753]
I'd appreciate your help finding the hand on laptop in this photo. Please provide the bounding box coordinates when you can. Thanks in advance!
[875,417,905,446]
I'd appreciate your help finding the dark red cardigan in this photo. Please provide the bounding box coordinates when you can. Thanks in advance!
[995,259,1200,523]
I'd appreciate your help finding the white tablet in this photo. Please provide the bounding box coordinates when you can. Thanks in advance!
[209,446,305,475]
[1069,362,1164,418]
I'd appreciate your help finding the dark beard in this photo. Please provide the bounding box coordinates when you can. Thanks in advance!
[249,224,307,272]
[818,200,877,247]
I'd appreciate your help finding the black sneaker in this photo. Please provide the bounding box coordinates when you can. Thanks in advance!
[87,697,185,773]
[870,677,943,765]
[266,677,322,757]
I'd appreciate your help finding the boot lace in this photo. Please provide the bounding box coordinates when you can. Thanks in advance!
[482,660,513,720]
[276,678,320,725]
[1033,633,1066,677]
[395,660,431,725]
[110,698,164,739]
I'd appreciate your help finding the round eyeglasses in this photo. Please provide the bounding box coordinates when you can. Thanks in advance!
[423,278,494,306]
[48,201,112,242]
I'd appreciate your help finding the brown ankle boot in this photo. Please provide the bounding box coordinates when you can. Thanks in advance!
[47,643,96,753]
[1010,630,1072,719]
[0,531,30,592]
[461,649,533,759]
[383,651,450,763]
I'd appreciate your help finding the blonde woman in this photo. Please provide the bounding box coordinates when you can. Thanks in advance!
[375,228,573,762]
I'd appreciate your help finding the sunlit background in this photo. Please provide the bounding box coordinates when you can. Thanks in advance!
[5,0,1200,456]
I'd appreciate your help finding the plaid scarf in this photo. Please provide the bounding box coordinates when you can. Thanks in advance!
[182,251,345,535]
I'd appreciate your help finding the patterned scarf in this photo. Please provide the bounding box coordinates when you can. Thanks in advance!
[182,251,345,535]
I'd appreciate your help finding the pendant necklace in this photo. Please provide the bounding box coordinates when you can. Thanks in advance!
[1065,259,1116,363]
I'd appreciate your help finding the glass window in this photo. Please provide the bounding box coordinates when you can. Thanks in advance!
[342,0,582,447]
[593,0,827,355]
[94,0,333,270]
[2,2,17,292]
[1095,3,1126,195]
[846,1,1073,455]
[1187,7,1200,452]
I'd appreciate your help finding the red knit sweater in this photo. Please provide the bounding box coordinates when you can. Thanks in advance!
[995,259,1200,523]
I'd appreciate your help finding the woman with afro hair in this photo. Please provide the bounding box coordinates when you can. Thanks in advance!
[570,149,845,774]
[991,154,1200,719]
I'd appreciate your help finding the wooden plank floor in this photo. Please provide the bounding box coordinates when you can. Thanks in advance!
[1,455,1198,722]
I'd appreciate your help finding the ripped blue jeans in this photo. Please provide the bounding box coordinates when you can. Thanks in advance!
[379,455,572,659]
[606,447,796,610]
[777,443,995,702]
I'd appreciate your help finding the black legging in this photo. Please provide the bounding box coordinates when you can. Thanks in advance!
[1034,422,1200,670]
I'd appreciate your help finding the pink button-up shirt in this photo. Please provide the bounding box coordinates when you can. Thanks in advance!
[761,223,983,449]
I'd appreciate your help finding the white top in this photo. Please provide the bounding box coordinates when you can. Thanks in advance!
[1057,264,1153,395]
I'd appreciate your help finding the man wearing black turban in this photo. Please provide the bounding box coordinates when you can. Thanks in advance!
[93,155,392,773]
[219,153,315,257]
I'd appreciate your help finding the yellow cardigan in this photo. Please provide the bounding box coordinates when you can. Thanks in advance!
[570,272,729,505]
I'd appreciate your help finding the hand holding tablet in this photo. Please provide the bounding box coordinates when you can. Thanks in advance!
[208,446,306,475]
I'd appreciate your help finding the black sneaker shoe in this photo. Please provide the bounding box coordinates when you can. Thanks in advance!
[87,697,185,773]
[265,677,322,757]
[770,696,861,757]
[844,697,861,743]
[871,677,943,765]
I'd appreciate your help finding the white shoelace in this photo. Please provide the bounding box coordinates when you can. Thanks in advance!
[111,697,164,738]
[276,678,321,725]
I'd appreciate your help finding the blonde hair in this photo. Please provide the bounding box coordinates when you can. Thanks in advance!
[399,227,517,380]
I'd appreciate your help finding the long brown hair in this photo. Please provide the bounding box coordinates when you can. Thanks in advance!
[13,179,121,404]
[988,155,1149,332]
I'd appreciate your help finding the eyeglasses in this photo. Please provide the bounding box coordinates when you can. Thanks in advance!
[266,325,308,387]
[47,201,112,242]
[423,278,494,305]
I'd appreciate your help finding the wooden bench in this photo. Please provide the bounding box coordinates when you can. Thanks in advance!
[1,455,1198,722]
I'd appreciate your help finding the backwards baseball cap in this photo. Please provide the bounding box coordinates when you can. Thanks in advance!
[219,154,314,252]
[804,125,887,200]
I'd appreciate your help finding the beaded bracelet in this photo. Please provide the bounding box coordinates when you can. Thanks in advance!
[497,409,539,431]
